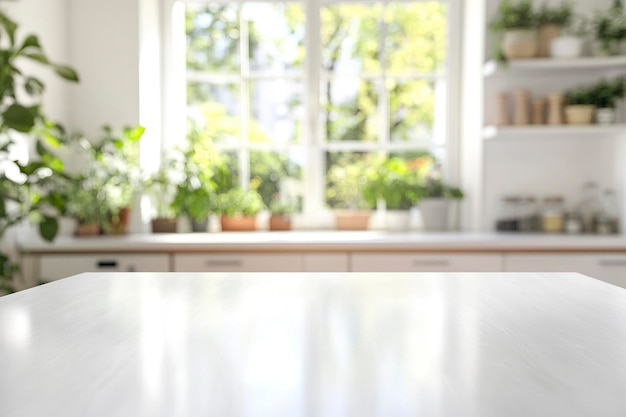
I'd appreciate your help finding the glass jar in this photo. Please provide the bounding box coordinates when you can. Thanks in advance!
[518,195,539,232]
[542,196,565,233]
[496,196,521,231]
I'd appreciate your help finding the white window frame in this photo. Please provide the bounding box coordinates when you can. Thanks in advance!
[159,0,462,229]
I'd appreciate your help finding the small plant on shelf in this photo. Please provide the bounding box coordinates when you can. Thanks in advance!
[489,0,538,61]
[564,84,597,124]
[592,0,626,55]
[216,187,265,232]
[268,196,298,231]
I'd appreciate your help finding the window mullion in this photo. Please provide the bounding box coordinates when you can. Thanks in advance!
[304,0,323,221]
[239,4,251,189]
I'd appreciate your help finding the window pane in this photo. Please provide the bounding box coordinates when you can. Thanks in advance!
[250,80,304,145]
[388,79,437,142]
[321,3,383,74]
[321,79,379,142]
[385,2,448,73]
[187,82,241,146]
[250,150,303,207]
[186,3,240,72]
[325,152,376,210]
[244,3,305,71]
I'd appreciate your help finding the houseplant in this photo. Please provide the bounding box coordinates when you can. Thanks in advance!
[326,156,374,230]
[268,197,298,231]
[549,14,588,58]
[65,171,109,236]
[591,0,626,55]
[415,161,464,231]
[0,10,79,292]
[489,0,538,60]
[216,187,265,231]
[171,181,214,232]
[564,84,596,124]
[536,1,574,57]
[589,76,626,124]
[145,159,182,233]
[362,156,426,231]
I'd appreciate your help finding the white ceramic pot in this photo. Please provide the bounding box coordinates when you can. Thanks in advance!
[502,29,538,59]
[596,107,616,125]
[550,35,583,58]
[418,198,450,231]
[385,210,411,232]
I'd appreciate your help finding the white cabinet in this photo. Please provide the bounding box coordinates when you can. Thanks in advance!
[504,253,626,289]
[351,253,503,272]
[173,253,303,272]
[304,253,350,272]
[38,254,171,282]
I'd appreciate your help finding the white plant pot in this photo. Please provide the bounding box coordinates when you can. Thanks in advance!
[550,35,583,58]
[58,217,78,236]
[385,210,411,232]
[596,107,616,125]
[418,198,450,231]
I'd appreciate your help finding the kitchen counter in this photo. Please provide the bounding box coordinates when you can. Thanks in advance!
[18,231,626,253]
[2,271,626,416]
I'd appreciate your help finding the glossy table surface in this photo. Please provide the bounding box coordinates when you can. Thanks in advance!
[1,272,626,417]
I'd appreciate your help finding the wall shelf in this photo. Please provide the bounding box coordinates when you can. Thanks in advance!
[484,56,626,77]
[483,124,626,140]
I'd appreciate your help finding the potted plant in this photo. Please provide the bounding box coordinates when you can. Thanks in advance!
[490,0,538,60]
[362,157,425,231]
[550,14,588,58]
[326,156,374,230]
[171,181,214,232]
[564,84,596,124]
[536,1,574,57]
[0,10,79,292]
[216,187,265,231]
[65,172,109,236]
[589,76,626,124]
[145,159,182,233]
[268,197,298,231]
[591,0,626,55]
[415,161,464,231]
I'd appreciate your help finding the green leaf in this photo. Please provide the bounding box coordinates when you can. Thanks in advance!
[22,52,49,64]
[0,12,17,47]
[39,216,58,242]
[126,125,146,141]
[2,104,36,132]
[0,198,5,217]
[18,34,41,52]
[53,65,79,82]
[19,162,45,175]
[35,139,46,156]
[24,76,45,96]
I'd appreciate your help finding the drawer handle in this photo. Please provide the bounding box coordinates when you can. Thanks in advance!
[97,260,118,268]
[205,260,243,267]
[599,260,626,267]
[411,259,450,267]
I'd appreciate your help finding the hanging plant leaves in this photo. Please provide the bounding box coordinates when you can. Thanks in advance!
[0,13,17,46]
[53,65,79,82]
[21,52,49,64]
[39,216,58,242]
[18,34,41,53]
[2,104,36,132]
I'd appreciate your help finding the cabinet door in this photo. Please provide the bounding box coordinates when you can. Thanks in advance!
[351,253,503,272]
[303,253,349,272]
[39,254,171,282]
[504,253,626,289]
[173,253,303,272]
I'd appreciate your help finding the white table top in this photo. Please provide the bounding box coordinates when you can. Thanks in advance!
[1,272,626,416]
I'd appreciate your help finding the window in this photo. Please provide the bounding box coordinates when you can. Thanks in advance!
[163,0,458,225]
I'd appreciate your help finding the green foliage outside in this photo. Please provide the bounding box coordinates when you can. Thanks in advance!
[185,2,447,210]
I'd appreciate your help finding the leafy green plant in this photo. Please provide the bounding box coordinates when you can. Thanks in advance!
[589,76,626,108]
[65,171,109,226]
[537,2,573,26]
[216,188,265,217]
[171,182,214,221]
[592,0,626,54]
[361,157,424,210]
[564,84,596,105]
[0,10,79,292]
[269,198,298,216]
[145,159,183,219]
[489,0,537,31]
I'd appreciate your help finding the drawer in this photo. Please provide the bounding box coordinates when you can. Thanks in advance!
[303,253,349,272]
[173,253,304,272]
[39,254,171,281]
[351,253,503,272]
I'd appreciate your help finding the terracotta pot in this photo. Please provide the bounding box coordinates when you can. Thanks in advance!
[220,216,256,232]
[151,217,178,233]
[106,207,131,235]
[75,223,100,237]
[335,211,371,230]
[537,24,561,57]
[269,215,291,231]
[564,105,595,125]
[502,29,537,59]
